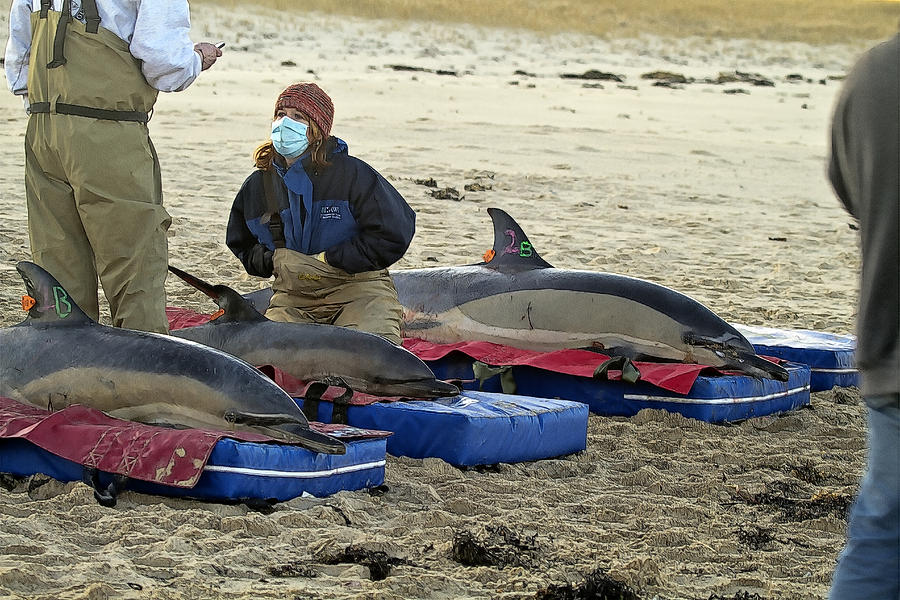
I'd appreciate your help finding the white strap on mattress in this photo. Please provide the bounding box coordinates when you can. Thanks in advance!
[203,459,386,479]
[624,385,811,405]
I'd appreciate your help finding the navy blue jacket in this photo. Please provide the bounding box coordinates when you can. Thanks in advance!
[227,139,416,276]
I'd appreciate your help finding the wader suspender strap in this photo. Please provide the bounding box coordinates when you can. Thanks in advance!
[35,0,51,111]
[32,3,51,115]
[262,168,287,249]
[81,0,101,33]
[46,0,71,68]
[47,0,100,64]
[32,0,150,122]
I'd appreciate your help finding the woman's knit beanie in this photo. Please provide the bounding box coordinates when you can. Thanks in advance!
[274,82,334,138]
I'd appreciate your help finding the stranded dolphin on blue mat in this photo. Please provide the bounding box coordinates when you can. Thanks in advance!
[167,266,459,399]
[392,207,789,381]
[237,208,788,381]
[0,261,346,455]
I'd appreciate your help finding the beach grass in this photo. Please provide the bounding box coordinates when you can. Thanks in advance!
[201,0,899,44]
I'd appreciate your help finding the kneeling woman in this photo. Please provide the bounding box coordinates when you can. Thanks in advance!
[226,83,415,344]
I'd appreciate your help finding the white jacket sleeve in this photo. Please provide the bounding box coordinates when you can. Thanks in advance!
[4,0,203,95]
[130,0,202,92]
[4,0,34,95]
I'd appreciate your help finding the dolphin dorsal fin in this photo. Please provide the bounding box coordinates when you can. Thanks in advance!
[482,207,553,272]
[168,265,267,323]
[16,261,92,326]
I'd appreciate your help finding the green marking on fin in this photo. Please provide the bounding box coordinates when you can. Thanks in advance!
[52,286,72,319]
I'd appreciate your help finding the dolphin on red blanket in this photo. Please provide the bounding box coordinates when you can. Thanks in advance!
[0,262,346,455]
[392,208,789,381]
[167,266,459,399]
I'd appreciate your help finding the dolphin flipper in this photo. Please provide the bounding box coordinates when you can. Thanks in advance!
[225,410,347,454]
[271,423,349,454]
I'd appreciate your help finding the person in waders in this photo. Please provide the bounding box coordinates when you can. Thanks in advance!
[4,0,222,333]
[226,82,416,345]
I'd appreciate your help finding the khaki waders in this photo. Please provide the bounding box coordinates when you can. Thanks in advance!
[25,0,171,333]
[267,248,404,345]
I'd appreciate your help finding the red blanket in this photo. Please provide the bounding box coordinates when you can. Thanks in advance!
[401,338,717,395]
[0,396,269,488]
[166,307,720,395]
[0,397,389,488]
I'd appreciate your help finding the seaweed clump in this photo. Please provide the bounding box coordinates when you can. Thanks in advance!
[451,525,540,568]
[265,562,318,578]
[730,485,853,521]
[536,567,641,600]
[736,525,775,550]
[314,544,413,581]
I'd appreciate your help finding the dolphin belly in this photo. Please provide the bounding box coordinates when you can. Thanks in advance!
[401,287,693,358]
[12,366,234,420]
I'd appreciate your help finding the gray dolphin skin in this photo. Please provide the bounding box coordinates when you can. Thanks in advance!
[391,207,789,381]
[0,261,346,454]
[167,266,460,398]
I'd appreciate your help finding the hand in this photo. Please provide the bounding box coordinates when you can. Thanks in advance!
[193,42,223,71]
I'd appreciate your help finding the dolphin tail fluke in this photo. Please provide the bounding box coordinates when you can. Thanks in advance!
[15,261,93,325]
[482,207,554,272]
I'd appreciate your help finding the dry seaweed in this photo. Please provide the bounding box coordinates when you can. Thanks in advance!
[536,567,641,600]
[451,525,540,568]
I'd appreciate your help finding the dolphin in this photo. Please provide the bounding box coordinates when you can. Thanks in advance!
[391,208,789,381]
[167,266,460,399]
[0,261,346,454]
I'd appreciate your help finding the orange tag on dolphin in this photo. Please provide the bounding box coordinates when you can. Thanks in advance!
[483,249,495,263]
[21,295,36,311]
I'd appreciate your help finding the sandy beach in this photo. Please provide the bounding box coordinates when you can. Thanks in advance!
[0,3,888,598]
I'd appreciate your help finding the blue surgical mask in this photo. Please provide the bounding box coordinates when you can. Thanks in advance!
[271,116,309,159]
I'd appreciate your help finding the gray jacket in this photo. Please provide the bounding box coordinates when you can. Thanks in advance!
[828,33,899,405]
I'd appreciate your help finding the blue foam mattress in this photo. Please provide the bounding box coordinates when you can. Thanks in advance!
[425,357,812,423]
[733,324,858,392]
[294,391,589,466]
[0,436,387,502]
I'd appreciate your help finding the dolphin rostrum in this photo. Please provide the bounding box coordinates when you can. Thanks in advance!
[0,261,346,454]
[167,266,460,398]
[392,207,789,381]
